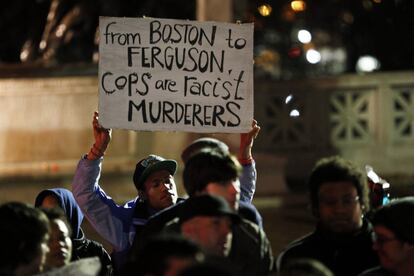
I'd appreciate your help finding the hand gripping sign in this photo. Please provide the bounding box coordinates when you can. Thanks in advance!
[98,16,254,133]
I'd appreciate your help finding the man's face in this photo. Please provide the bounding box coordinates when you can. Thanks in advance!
[181,216,232,256]
[317,181,363,234]
[143,170,177,211]
[46,219,72,269]
[372,225,414,272]
[203,179,240,210]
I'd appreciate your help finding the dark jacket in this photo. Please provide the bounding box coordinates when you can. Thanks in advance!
[35,188,112,274]
[132,197,186,239]
[71,229,112,271]
[135,200,273,276]
[229,218,274,276]
[277,219,379,276]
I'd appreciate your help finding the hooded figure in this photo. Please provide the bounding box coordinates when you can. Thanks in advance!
[35,188,83,239]
[35,188,112,274]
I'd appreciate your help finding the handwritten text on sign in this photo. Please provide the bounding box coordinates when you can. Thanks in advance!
[98,17,253,133]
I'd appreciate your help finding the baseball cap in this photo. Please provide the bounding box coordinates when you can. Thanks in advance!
[133,155,177,190]
[179,194,240,224]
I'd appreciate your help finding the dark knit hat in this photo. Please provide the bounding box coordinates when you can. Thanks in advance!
[372,196,414,244]
[179,194,240,224]
[133,155,177,190]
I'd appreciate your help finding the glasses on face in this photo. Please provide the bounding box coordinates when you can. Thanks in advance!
[319,195,360,208]
[371,232,399,246]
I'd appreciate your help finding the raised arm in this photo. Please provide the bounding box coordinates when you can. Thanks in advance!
[87,111,111,160]
[72,112,134,252]
[239,119,260,163]
[238,119,260,203]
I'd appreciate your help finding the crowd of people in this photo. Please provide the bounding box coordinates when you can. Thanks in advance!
[1,112,413,276]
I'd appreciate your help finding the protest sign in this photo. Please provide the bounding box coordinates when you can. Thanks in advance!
[98,17,253,133]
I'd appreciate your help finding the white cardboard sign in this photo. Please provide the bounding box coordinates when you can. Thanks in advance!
[98,17,253,133]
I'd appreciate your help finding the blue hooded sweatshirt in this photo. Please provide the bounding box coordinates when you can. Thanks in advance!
[35,188,112,273]
[35,188,83,239]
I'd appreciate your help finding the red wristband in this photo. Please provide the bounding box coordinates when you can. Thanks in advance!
[238,156,253,165]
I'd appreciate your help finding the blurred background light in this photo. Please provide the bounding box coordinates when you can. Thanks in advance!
[298,29,312,43]
[356,55,381,72]
[306,49,321,64]
[258,3,272,17]
[291,0,306,12]
[289,109,300,117]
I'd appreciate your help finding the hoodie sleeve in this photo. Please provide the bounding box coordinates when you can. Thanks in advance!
[72,156,134,252]
[239,160,257,203]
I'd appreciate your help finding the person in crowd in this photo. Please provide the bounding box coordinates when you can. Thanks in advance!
[0,202,50,275]
[277,156,379,276]
[279,258,334,276]
[181,119,260,206]
[41,208,73,271]
[72,112,180,271]
[139,124,262,238]
[35,187,112,273]
[140,149,274,276]
[72,111,260,271]
[124,233,204,276]
[180,128,263,228]
[39,208,106,276]
[359,197,414,276]
[177,194,240,257]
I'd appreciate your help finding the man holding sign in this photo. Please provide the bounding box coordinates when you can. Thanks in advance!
[73,16,258,271]
[72,111,260,271]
